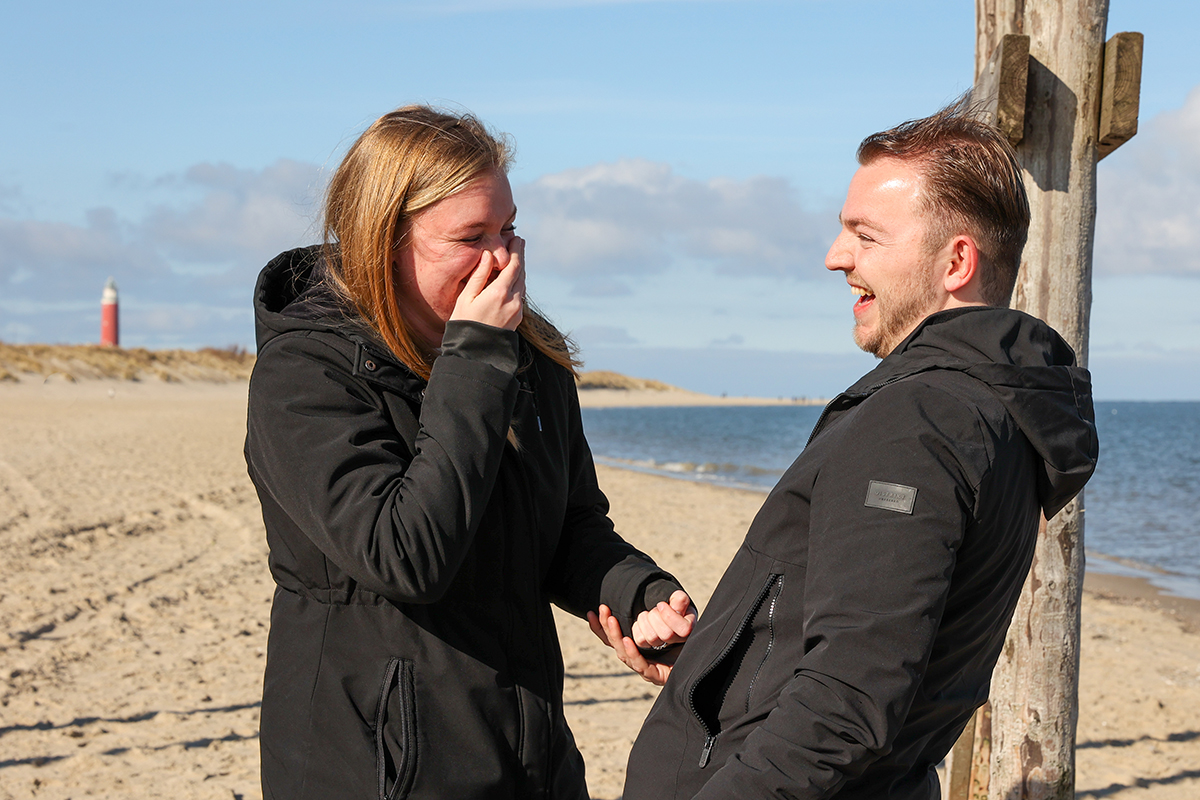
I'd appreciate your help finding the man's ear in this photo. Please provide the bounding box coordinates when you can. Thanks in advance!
[943,235,983,300]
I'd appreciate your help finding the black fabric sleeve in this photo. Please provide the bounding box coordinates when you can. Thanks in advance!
[638,577,685,610]
[245,323,519,605]
[693,383,981,799]
[543,375,684,635]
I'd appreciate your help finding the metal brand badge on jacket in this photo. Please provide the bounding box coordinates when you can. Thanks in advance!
[864,481,918,514]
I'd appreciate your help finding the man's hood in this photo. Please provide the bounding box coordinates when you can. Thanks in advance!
[846,306,1098,519]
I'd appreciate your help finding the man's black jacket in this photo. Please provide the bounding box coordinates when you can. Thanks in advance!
[624,307,1098,800]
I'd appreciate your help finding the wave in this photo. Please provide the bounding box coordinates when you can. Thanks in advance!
[593,455,780,491]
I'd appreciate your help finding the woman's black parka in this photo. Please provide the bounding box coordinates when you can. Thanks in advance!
[245,247,679,800]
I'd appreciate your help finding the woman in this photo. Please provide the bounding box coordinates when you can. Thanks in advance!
[245,106,693,800]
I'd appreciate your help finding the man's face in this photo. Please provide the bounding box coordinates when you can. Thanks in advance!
[825,158,943,358]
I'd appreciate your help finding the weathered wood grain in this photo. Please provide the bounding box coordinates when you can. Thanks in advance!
[1097,31,1144,160]
[975,33,1030,145]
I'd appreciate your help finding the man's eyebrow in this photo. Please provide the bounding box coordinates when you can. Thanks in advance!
[839,214,879,232]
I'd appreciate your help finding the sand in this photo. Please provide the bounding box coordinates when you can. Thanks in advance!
[2,379,1197,799]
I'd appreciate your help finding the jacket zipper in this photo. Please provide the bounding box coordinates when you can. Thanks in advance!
[804,396,845,447]
[688,573,781,768]
[376,658,417,800]
[804,372,916,448]
[744,574,784,714]
[519,379,541,433]
[510,367,553,798]
[531,361,543,432]
[516,343,542,434]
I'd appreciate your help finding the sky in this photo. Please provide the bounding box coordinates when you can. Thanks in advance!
[2,0,1198,400]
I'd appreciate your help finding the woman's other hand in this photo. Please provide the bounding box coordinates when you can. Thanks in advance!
[450,236,525,331]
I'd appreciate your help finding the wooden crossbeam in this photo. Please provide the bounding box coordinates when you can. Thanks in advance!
[1098,32,1144,160]
[974,33,1030,146]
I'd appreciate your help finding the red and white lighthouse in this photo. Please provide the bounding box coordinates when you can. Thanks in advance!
[100,277,119,347]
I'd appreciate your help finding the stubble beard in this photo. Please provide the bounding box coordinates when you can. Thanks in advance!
[854,260,939,359]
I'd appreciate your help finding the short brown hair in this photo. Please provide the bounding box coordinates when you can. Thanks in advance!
[857,97,1030,306]
[322,105,577,378]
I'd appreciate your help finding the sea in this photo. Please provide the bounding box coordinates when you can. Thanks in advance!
[580,401,1200,600]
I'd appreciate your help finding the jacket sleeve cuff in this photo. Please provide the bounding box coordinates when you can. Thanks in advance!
[601,558,681,634]
[637,577,684,611]
[439,320,520,375]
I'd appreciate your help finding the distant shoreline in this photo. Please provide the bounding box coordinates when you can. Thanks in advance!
[578,388,828,408]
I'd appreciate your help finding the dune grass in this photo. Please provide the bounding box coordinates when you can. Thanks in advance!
[0,342,255,383]
[1,343,668,391]
[574,370,677,391]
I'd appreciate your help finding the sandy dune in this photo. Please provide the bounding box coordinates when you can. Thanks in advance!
[2,380,1197,799]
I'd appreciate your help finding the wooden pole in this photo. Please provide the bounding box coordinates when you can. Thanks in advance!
[943,714,975,800]
[974,1,1109,798]
[944,701,992,800]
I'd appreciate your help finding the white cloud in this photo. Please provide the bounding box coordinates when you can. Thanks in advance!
[139,159,323,271]
[570,275,635,297]
[571,325,640,346]
[1095,85,1200,277]
[518,158,834,286]
[4,154,838,347]
[0,159,323,346]
[0,210,165,293]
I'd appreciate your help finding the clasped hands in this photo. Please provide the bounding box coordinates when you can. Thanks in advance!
[587,590,697,686]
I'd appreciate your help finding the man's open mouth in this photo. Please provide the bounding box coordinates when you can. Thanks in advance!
[851,285,875,308]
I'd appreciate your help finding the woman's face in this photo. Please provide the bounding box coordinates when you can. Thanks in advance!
[394,168,518,349]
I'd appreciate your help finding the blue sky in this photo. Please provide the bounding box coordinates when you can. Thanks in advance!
[2,0,1198,399]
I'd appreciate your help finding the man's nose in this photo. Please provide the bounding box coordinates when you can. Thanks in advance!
[825,231,853,272]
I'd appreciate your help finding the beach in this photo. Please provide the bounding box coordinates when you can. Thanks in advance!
[2,379,1198,799]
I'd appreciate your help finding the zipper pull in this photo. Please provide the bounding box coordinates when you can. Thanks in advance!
[530,361,542,433]
[699,734,715,768]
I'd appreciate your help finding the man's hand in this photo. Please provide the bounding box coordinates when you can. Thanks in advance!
[588,605,675,685]
[631,590,696,650]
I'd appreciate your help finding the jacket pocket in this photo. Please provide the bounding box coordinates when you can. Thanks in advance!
[688,573,782,768]
[375,658,418,800]
[743,574,784,714]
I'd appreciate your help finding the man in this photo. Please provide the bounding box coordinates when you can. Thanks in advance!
[616,101,1099,798]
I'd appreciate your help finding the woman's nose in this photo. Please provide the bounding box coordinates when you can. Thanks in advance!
[485,233,510,259]
[484,232,508,255]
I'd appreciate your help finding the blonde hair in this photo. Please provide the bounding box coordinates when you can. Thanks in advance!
[322,105,579,378]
